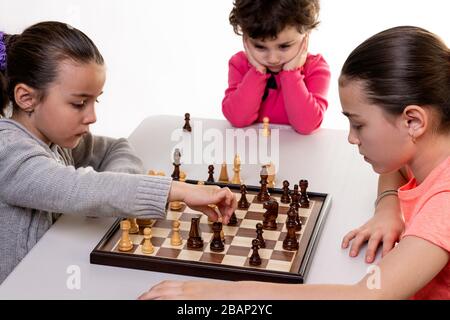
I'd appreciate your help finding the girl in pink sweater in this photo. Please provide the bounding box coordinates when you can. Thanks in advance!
[222,0,330,135]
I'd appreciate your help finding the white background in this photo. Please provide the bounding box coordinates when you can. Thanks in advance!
[1,0,449,138]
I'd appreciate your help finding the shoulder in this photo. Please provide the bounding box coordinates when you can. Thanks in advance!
[303,53,330,75]
[404,191,450,252]
[228,51,251,71]
[0,119,50,157]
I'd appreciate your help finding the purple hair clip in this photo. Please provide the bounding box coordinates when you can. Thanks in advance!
[0,31,7,72]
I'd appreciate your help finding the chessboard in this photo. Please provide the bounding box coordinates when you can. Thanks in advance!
[90,181,331,283]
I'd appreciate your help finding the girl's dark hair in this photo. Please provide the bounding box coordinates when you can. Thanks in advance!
[229,0,320,40]
[340,26,450,133]
[0,21,104,116]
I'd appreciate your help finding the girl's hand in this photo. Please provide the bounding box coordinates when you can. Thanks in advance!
[138,280,266,300]
[283,33,309,71]
[169,182,237,225]
[243,36,266,74]
[341,197,405,263]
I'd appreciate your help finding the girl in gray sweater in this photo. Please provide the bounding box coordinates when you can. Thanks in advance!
[0,22,236,284]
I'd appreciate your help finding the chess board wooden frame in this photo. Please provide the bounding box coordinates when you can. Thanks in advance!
[90,180,331,283]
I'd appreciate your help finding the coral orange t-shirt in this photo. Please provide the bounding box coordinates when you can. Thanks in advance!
[398,156,450,300]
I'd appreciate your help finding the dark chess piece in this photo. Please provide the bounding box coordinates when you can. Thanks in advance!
[238,184,250,209]
[257,166,271,202]
[249,239,262,266]
[280,180,291,204]
[262,199,279,230]
[291,184,300,211]
[299,180,310,208]
[187,217,204,249]
[228,211,238,226]
[287,202,302,232]
[183,113,192,132]
[207,165,215,183]
[171,148,181,181]
[256,223,266,248]
[210,222,225,252]
[283,207,299,251]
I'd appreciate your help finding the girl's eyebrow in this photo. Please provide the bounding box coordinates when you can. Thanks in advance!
[342,111,361,119]
[71,92,104,98]
[279,41,295,46]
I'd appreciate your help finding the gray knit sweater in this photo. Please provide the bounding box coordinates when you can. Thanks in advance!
[0,119,172,283]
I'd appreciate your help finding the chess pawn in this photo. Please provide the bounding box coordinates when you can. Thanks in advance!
[136,218,153,228]
[118,220,133,252]
[218,162,229,183]
[142,227,154,254]
[249,239,262,266]
[228,211,238,226]
[128,218,139,234]
[262,117,270,137]
[283,209,299,251]
[281,180,291,204]
[183,112,192,132]
[170,200,183,211]
[207,165,215,183]
[256,223,266,248]
[210,222,225,252]
[171,220,182,246]
[231,154,242,185]
[238,184,250,209]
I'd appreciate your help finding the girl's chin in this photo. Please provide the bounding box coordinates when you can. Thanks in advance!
[267,67,282,73]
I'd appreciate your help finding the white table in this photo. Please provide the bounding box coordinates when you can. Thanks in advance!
[0,115,378,299]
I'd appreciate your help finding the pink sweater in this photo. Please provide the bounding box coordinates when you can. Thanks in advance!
[222,51,331,134]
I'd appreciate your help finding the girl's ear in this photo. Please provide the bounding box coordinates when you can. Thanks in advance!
[14,83,39,113]
[403,105,428,140]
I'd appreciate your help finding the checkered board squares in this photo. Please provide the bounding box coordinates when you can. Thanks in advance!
[91,181,330,283]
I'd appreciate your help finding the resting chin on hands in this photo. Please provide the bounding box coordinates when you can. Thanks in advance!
[169,181,237,225]
[283,33,309,71]
[243,36,267,74]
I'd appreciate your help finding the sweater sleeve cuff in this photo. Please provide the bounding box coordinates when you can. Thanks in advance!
[133,175,172,219]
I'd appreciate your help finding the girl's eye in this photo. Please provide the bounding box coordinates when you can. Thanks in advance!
[254,45,266,50]
[351,124,363,130]
[72,101,86,108]
[279,45,291,49]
